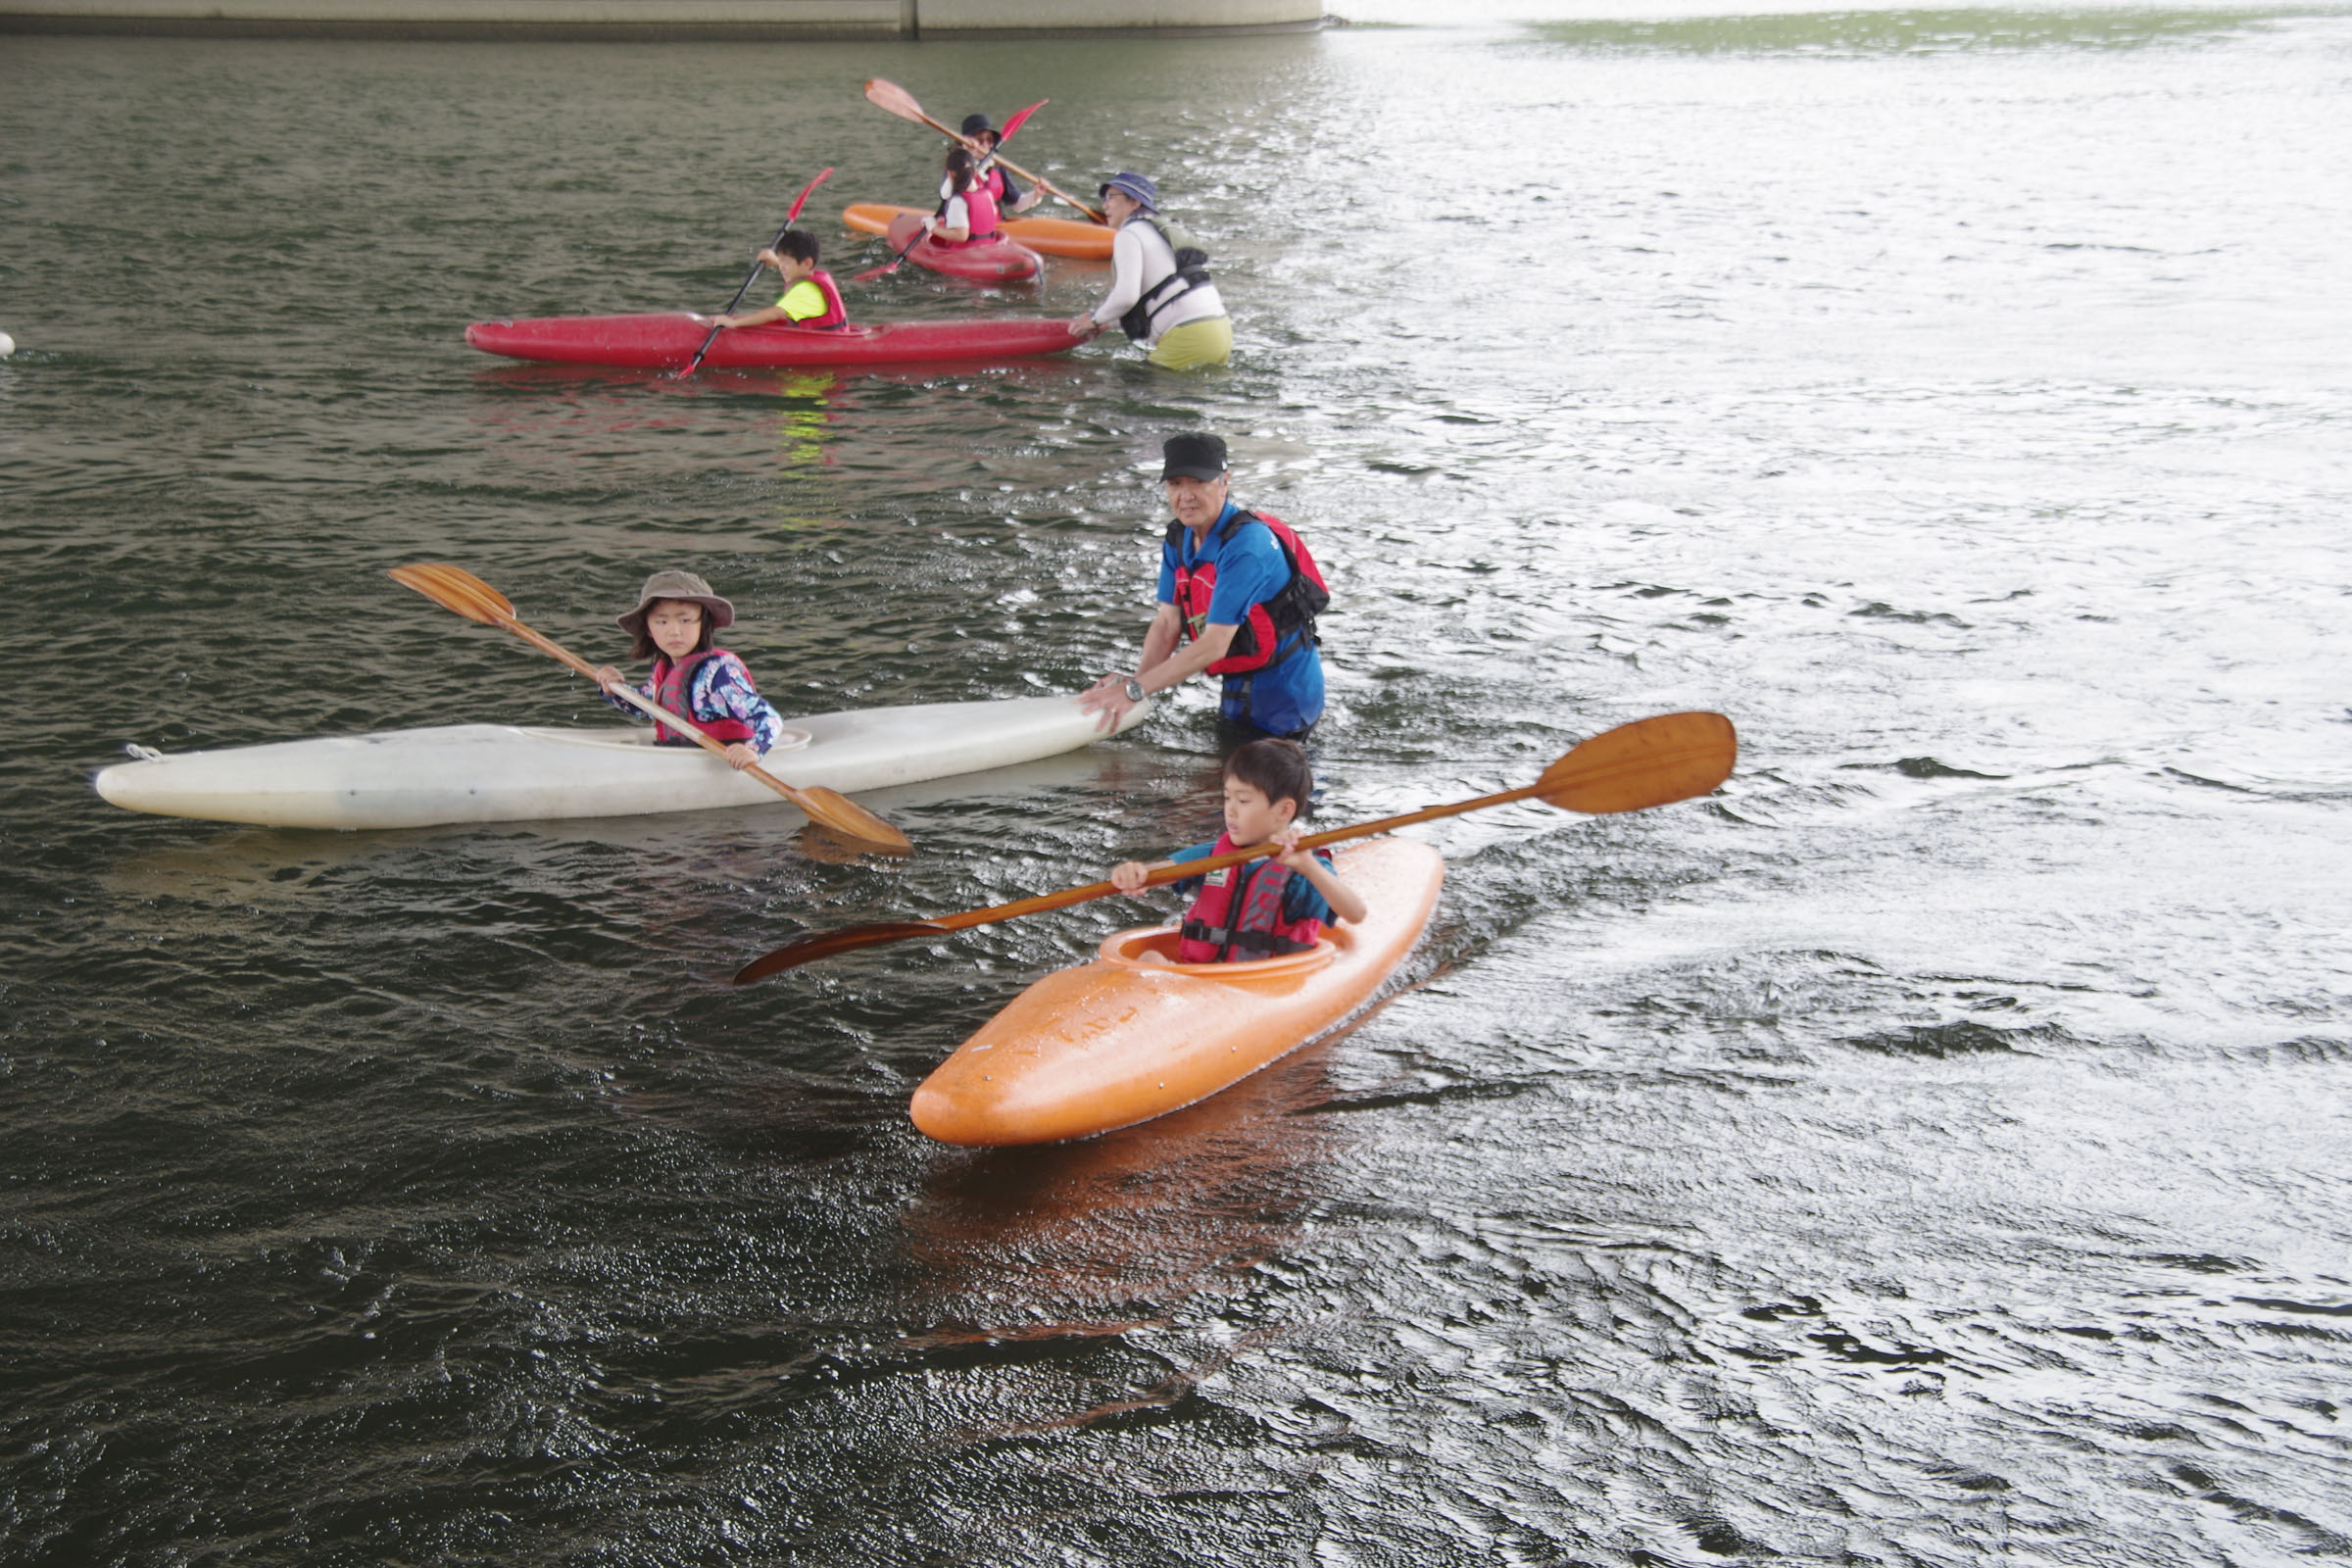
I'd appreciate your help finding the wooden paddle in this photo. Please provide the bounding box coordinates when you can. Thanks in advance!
[864,78,1108,225]
[389,563,912,856]
[852,99,1054,282]
[731,710,1736,983]
[675,166,833,378]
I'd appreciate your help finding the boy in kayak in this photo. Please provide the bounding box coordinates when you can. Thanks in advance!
[704,230,849,332]
[1108,739,1367,962]
[592,570,789,770]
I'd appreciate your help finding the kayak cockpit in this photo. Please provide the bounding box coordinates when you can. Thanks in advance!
[1097,924,1346,985]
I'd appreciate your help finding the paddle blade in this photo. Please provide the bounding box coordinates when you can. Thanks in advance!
[733,919,952,984]
[797,786,913,857]
[785,166,833,222]
[863,78,927,127]
[1535,711,1737,814]
[391,563,515,627]
[850,258,904,284]
[999,99,1047,143]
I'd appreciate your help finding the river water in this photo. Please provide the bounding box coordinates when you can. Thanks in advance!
[3,8,2349,1564]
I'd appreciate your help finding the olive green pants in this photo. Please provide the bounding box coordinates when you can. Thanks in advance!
[1148,315,1233,370]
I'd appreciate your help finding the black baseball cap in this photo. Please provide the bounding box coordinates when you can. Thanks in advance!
[1161,433,1228,481]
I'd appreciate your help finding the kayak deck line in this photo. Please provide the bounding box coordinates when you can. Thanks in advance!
[909,839,1446,1147]
[94,694,1148,831]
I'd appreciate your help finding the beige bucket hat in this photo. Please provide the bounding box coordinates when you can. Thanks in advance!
[616,569,735,638]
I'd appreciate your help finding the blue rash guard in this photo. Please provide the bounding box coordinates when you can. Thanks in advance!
[1156,500,1327,737]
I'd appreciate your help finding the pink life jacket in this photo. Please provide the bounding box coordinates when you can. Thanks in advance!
[1168,509,1333,676]
[938,183,1001,245]
[650,648,757,746]
[792,269,850,330]
[1176,832,1327,963]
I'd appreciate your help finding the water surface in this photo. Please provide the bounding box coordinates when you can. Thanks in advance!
[3,11,2349,1563]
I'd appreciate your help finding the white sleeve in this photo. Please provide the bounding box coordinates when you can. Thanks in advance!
[1093,224,1151,325]
[943,195,970,229]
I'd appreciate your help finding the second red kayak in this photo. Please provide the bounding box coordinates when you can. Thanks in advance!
[465,312,1081,369]
[877,214,1044,284]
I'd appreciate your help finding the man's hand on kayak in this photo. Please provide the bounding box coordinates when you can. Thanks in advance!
[1076,673,1135,732]
[1066,313,1102,337]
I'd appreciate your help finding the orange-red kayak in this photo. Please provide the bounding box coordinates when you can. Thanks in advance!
[844,202,1113,261]
[910,839,1446,1146]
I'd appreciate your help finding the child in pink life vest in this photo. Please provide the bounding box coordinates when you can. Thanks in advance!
[924,148,1001,246]
[1109,739,1368,962]
[705,229,850,332]
[592,570,788,771]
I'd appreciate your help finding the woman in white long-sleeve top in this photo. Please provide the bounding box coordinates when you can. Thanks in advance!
[1066,172,1231,371]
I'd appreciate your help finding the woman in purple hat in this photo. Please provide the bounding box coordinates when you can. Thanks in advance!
[1067,172,1231,370]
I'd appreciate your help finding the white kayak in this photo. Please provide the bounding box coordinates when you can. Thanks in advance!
[94,693,1148,830]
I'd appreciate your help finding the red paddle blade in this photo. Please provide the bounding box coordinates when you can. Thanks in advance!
[863,78,926,125]
[733,920,952,984]
[785,166,834,222]
[999,100,1047,143]
[1535,711,1738,814]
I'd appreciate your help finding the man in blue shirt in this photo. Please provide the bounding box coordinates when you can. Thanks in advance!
[1079,432,1327,741]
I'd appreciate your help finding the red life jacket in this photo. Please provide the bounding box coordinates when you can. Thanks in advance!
[1177,832,1328,963]
[1167,509,1332,676]
[792,269,849,330]
[650,648,757,746]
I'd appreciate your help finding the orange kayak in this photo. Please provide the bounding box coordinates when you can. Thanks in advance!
[843,202,1113,261]
[910,839,1446,1146]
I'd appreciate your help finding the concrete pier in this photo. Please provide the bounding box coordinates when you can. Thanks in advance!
[0,0,1324,38]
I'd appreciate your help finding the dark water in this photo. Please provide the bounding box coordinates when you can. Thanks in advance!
[5,12,2351,1564]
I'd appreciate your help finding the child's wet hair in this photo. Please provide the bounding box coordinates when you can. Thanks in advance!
[774,229,820,266]
[1224,738,1314,817]
[627,599,718,663]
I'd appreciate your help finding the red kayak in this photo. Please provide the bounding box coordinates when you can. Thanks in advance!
[464,312,1080,369]
[882,214,1044,284]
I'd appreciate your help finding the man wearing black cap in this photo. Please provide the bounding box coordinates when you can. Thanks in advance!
[946,114,1041,216]
[1079,433,1325,741]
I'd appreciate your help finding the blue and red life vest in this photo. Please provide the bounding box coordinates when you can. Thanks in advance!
[650,648,758,746]
[1167,509,1332,676]
[1177,832,1329,963]
[792,269,850,330]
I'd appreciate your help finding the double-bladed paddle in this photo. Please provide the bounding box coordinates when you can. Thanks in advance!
[731,710,1736,982]
[674,166,834,378]
[390,563,912,856]
[848,102,1051,282]
[863,79,1108,225]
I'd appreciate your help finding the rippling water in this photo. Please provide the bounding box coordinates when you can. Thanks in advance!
[4,9,2349,1564]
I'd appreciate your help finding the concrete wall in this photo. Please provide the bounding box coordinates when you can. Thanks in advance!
[0,0,1323,37]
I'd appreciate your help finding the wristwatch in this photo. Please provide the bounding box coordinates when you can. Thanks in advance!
[1123,676,1148,704]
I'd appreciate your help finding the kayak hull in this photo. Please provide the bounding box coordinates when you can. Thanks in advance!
[845,203,1111,261]
[463,312,1077,368]
[910,839,1446,1147]
[880,215,1044,284]
[94,694,1147,831]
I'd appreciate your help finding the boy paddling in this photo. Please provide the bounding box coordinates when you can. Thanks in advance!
[1110,740,1367,963]
[703,231,849,332]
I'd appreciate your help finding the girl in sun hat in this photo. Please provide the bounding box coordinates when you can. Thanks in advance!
[591,570,788,770]
[1067,171,1230,370]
